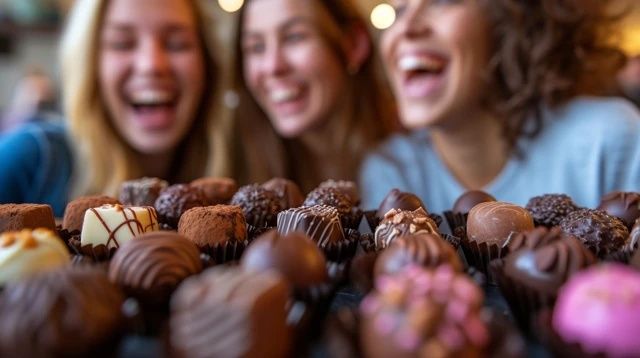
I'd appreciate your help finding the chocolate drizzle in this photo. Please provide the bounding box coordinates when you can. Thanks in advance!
[88,206,157,249]
[373,208,439,250]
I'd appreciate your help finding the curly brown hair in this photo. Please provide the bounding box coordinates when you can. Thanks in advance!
[482,0,627,153]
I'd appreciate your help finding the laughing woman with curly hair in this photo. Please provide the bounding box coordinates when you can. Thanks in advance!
[360,0,640,213]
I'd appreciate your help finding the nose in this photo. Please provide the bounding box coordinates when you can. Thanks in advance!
[396,4,431,38]
[134,38,171,76]
[261,40,289,76]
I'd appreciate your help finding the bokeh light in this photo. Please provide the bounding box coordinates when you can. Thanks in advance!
[218,0,244,13]
[370,3,396,30]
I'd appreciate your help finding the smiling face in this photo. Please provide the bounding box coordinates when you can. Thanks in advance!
[99,0,205,154]
[381,0,493,130]
[241,0,349,138]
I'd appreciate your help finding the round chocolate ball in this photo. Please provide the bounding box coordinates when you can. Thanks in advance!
[262,178,304,209]
[304,187,353,216]
[376,188,426,218]
[452,190,496,215]
[374,208,440,250]
[597,191,640,229]
[154,184,207,228]
[559,208,629,258]
[318,179,360,206]
[230,184,284,227]
[466,201,534,246]
[190,177,238,205]
[525,194,579,228]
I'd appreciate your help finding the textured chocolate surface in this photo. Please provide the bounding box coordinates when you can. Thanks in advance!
[502,226,566,256]
[170,267,290,358]
[467,202,534,246]
[376,188,426,218]
[191,177,238,205]
[0,267,125,357]
[0,204,56,232]
[629,218,640,251]
[597,191,640,229]
[525,194,579,228]
[262,178,304,209]
[241,230,327,289]
[178,205,247,248]
[277,205,345,247]
[318,179,360,206]
[119,177,168,207]
[108,231,202,300]
[360,265,489,358]
[154,184,207,228]
[452,190,496,215]
[303,187,353,217]
[374,208,439,250]
[230,184,283,227]
[62,195,120,232]
[559,208,629,258]
[375,233,462,278]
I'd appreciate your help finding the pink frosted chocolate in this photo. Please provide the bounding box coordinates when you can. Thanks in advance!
[552,264,640,357]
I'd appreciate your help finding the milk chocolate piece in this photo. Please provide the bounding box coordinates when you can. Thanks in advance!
[374,208,439,250]
[62,195,120,233]
[277,205,345,248]
[0,204,56,232]
[119,177,168,207]
[80,204,159,249]
[376,188,426,218]
[0,228,70,284]
[452,190,496,215]
[262,178,304,209]
[467,201,534,246]
[525,194,578,228]
[597,191,640,229]
[191,177,238,205]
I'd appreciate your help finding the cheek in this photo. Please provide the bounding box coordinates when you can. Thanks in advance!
[98,54,127,111]
[175,55,205,94]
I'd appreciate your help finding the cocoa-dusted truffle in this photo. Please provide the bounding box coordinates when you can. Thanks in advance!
[119,177,168,207]
[230,184,283,227]
[559,208,629,258]
[0,267,125,357]
[376,188,426,218]
[154,184,206,228]
[360,265,489,358]
[318,179,360,206]
[62,195,120,232]
[525,194,579,228]
[191,177,238,205]
[597,191,640,229]
[466,201,534,246]
[0,204,56,232]
[374,208,439,250]
[241,230,327,290]
[178,205,247,252]
[170,267,291,358]
[277,205,345,248]
[263,178,304,209]
[108,231,202,306]
[452,190,496,215]
[374,233,462,278]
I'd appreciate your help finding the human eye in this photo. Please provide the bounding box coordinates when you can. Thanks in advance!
[242,38,265,55]
[103,31,135,51]
[283,27,310,44]
[165,32,195,52]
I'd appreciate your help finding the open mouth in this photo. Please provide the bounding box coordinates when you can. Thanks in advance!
[127,90,178,130]
[269,86,303,104]
[397,54,447,98]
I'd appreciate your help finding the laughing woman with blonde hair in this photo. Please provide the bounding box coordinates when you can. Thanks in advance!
[0,0,233,216]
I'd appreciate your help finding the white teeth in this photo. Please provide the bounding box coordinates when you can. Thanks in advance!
[269,87,300,103]
[130,90,174,105]
[398,56,445,73]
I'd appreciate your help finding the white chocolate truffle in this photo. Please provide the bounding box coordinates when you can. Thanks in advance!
[0,229,70,284]
[80,204,159,249]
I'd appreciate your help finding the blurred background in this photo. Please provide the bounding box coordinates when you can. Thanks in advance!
[0,0,638,127]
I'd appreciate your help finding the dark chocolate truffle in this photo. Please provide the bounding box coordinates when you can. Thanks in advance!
[559,208,629,258]
[318,179,360,206]
[119,177,168,207]
[154,184,207,228]
[374,233,462,278]
[360,265,489,358]
[303,186,353,217]
[277,205,345,248]
[525,194,579,228]
[0,204,56,232]
[170,267,291,358]
[452,190,496,215]
[178,205,247,249]
[467,201,534,246]
[108,231,202,306]
[62,195,120,232]
[0,267,125,357]
[262,178,304,209]
[374,208,439,250]
[230,184,283,227]
[241,230,327,290]
[597,191,640,229]
[376,188,426,218]
[190,177,238,205]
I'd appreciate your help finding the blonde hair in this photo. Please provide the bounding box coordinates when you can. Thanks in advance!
[60,0,233,198]
[232,0,396,193]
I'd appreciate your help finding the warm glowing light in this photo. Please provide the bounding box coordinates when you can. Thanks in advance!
[370,3,396,30]
[218,0,244,13]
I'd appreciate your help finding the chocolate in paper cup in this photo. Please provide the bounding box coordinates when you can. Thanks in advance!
[318,229,359,263]
[197,239,248,264]
[75,241,117,262]
[363,210,380,232]
[441,233,461,251]
[459,236,504,284]
[443,211,468,234]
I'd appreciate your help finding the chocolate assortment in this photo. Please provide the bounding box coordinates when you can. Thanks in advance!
[0,183,639,357]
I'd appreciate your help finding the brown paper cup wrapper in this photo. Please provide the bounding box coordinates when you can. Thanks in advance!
[72,239,117,262]
[428,212,443,228]
[319,229,359,263]
[443,211,468,233]
[197,239,248,264]
[491,260,556,333]
[536,310,607,358]
[340,208,363,231]
[56,227,79,254]
[363,210,380,232]
[441,233,461,251]
[246,224,274,242]
[459,236,504,284]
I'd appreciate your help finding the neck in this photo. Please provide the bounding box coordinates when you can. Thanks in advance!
[430,109,508,189]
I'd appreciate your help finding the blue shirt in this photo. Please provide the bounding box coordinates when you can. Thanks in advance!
[0,120,73,217]
[360,97,640,214]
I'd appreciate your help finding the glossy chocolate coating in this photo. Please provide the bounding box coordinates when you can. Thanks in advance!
[376,189,426,218]
[597,191,640,229]
[277,205,345,248]
[452,190,496,215]
[374,208,439,250]
[466,202,534,246]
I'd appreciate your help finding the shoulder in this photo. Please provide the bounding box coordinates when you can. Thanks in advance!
[547,96,640,133]
[0,121,72,172]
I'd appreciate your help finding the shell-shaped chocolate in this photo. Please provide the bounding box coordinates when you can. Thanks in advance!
[230,184,283,227]
[525,194,579,228]
[277,205,345,247]
[467,202,534,246]
[559,208,629,258]
[374,208,439,250]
